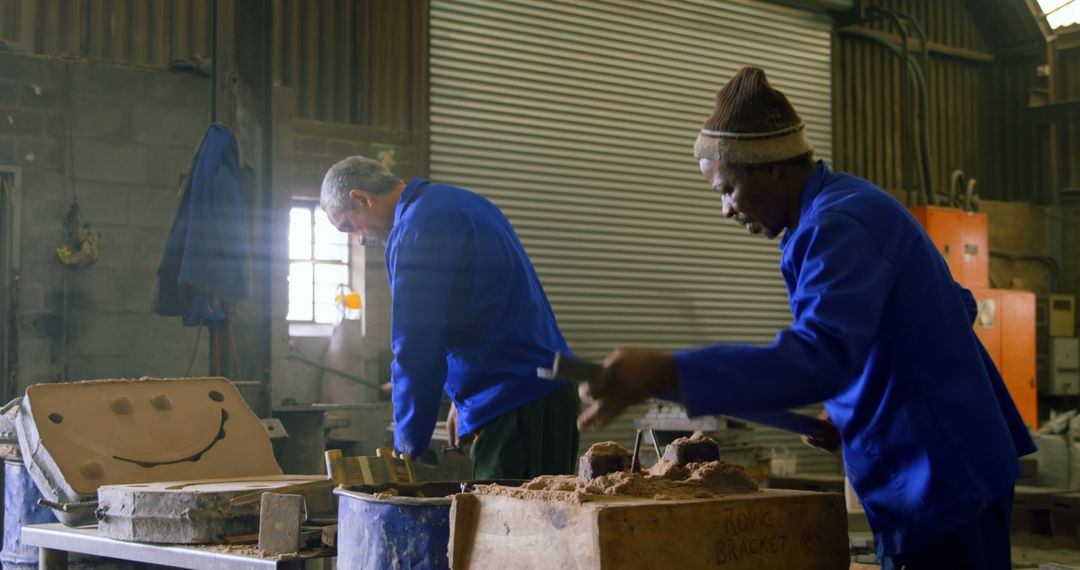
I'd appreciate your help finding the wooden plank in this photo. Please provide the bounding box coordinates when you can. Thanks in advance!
[229,479,335,506]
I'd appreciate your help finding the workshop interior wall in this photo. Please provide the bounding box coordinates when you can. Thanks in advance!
[0,52,211,398]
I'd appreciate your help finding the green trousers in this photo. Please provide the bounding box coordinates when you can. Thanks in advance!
[469,382,580,479]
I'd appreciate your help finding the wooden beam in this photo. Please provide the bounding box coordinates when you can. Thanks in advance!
[839,27,995,63]
[1026,99,1080,124]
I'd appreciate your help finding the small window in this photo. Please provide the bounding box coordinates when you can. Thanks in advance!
[287,201,350,324]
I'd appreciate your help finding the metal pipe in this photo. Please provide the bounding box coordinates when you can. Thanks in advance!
[839,21,933,205]
[285,354,382,390]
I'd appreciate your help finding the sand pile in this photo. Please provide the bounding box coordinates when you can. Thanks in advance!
[475,438,759,503]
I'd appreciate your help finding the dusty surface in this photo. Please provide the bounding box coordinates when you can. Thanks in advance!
[476,460,758,503]
[97,475,330,544]
[472,437,757,503]
[199,544,334,560]
[1011,534,1080,569]
[24,377,281,494]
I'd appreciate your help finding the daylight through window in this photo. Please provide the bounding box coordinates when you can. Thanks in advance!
[287,201,350,324]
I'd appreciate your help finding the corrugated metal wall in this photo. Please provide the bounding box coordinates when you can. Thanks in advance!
[1061,41,1080,191]
[834,0,1045,202]
[270,0,424,127]
[0,0,425,127]
[430,0,840,473]
[0,0,217,67]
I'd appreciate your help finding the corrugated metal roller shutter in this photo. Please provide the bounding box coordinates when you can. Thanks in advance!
[430,0,840,474]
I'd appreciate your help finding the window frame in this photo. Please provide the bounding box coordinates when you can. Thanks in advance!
[286,199,352,325]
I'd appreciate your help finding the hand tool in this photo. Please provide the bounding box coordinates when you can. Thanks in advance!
[441,445,466,455]
[539,352,838,441]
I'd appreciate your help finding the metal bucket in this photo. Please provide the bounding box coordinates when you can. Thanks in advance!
[1,457,57,569]
[335,481,523,570]
[336,482,455,570]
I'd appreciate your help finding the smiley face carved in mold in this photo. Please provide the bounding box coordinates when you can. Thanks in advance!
[27,378,282,494]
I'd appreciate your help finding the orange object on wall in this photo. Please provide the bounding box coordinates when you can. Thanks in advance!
[970,287,1038,429]
[910,206,989,289]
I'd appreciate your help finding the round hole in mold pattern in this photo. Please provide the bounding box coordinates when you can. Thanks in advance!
[48,413,63,424]
[208,391,225,402]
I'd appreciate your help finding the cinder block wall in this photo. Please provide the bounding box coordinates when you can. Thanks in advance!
[1,52,212,393]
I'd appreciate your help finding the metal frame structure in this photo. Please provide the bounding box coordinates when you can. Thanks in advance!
[22,524,334,570]
[0,165,21,403]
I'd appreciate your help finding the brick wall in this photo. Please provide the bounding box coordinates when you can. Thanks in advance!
[1,52,212,393]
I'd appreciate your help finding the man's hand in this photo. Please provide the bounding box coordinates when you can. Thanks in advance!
[577,348,678,429]
[446,402,475,448]
[801,408,841,453]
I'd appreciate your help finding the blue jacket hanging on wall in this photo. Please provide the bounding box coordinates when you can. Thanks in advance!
[154,124,249,327]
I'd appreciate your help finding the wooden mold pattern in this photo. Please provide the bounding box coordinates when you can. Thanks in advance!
[24,377,282,495]
[449,490,848,570]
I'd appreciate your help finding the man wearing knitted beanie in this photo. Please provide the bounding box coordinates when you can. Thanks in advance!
[578,67,1034,569]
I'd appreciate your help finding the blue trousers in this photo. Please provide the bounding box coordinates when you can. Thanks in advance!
[882,489,1014,570]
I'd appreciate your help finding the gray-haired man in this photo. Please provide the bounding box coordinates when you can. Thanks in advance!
[320,156,579,478]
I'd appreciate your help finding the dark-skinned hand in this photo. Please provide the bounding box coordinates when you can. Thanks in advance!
[800,407,841,453]
[577,347,678,429]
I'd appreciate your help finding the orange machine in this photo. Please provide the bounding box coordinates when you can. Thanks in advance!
[910,206,989,289]
[969,288,1038,428]
[910,206,1037,428]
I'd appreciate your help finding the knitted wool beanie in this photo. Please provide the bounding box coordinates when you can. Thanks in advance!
[693,66,814,165]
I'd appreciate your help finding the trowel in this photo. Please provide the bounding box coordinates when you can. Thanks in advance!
[538,352,840,446]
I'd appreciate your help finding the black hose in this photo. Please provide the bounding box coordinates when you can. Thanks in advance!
[895,13,934,207]
[841,10,935,206]
[868,7,916,205]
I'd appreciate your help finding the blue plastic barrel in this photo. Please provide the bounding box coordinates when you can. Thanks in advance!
[1,457,58,570]
[335,483,456,570]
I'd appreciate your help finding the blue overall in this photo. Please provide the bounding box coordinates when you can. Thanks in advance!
[385,179,570,457]
[674,162,1035,562]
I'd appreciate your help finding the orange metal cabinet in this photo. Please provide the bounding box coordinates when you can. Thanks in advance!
[971,287,1038,429]
[910,206,989,289]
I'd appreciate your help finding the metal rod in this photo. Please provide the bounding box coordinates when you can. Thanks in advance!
[648,428,663,460]
[1047,0,1078,17]
[630,428,643,473]
[286,354,381,390]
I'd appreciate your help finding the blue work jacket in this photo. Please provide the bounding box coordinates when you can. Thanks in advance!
[385,178,570,456]
[674,161,1035,558]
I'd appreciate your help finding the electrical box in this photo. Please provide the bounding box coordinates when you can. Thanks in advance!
[970,287,1038,429]
[909,206,989,289]
[1038,294,1076,338]
[1045,337,1080,396]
